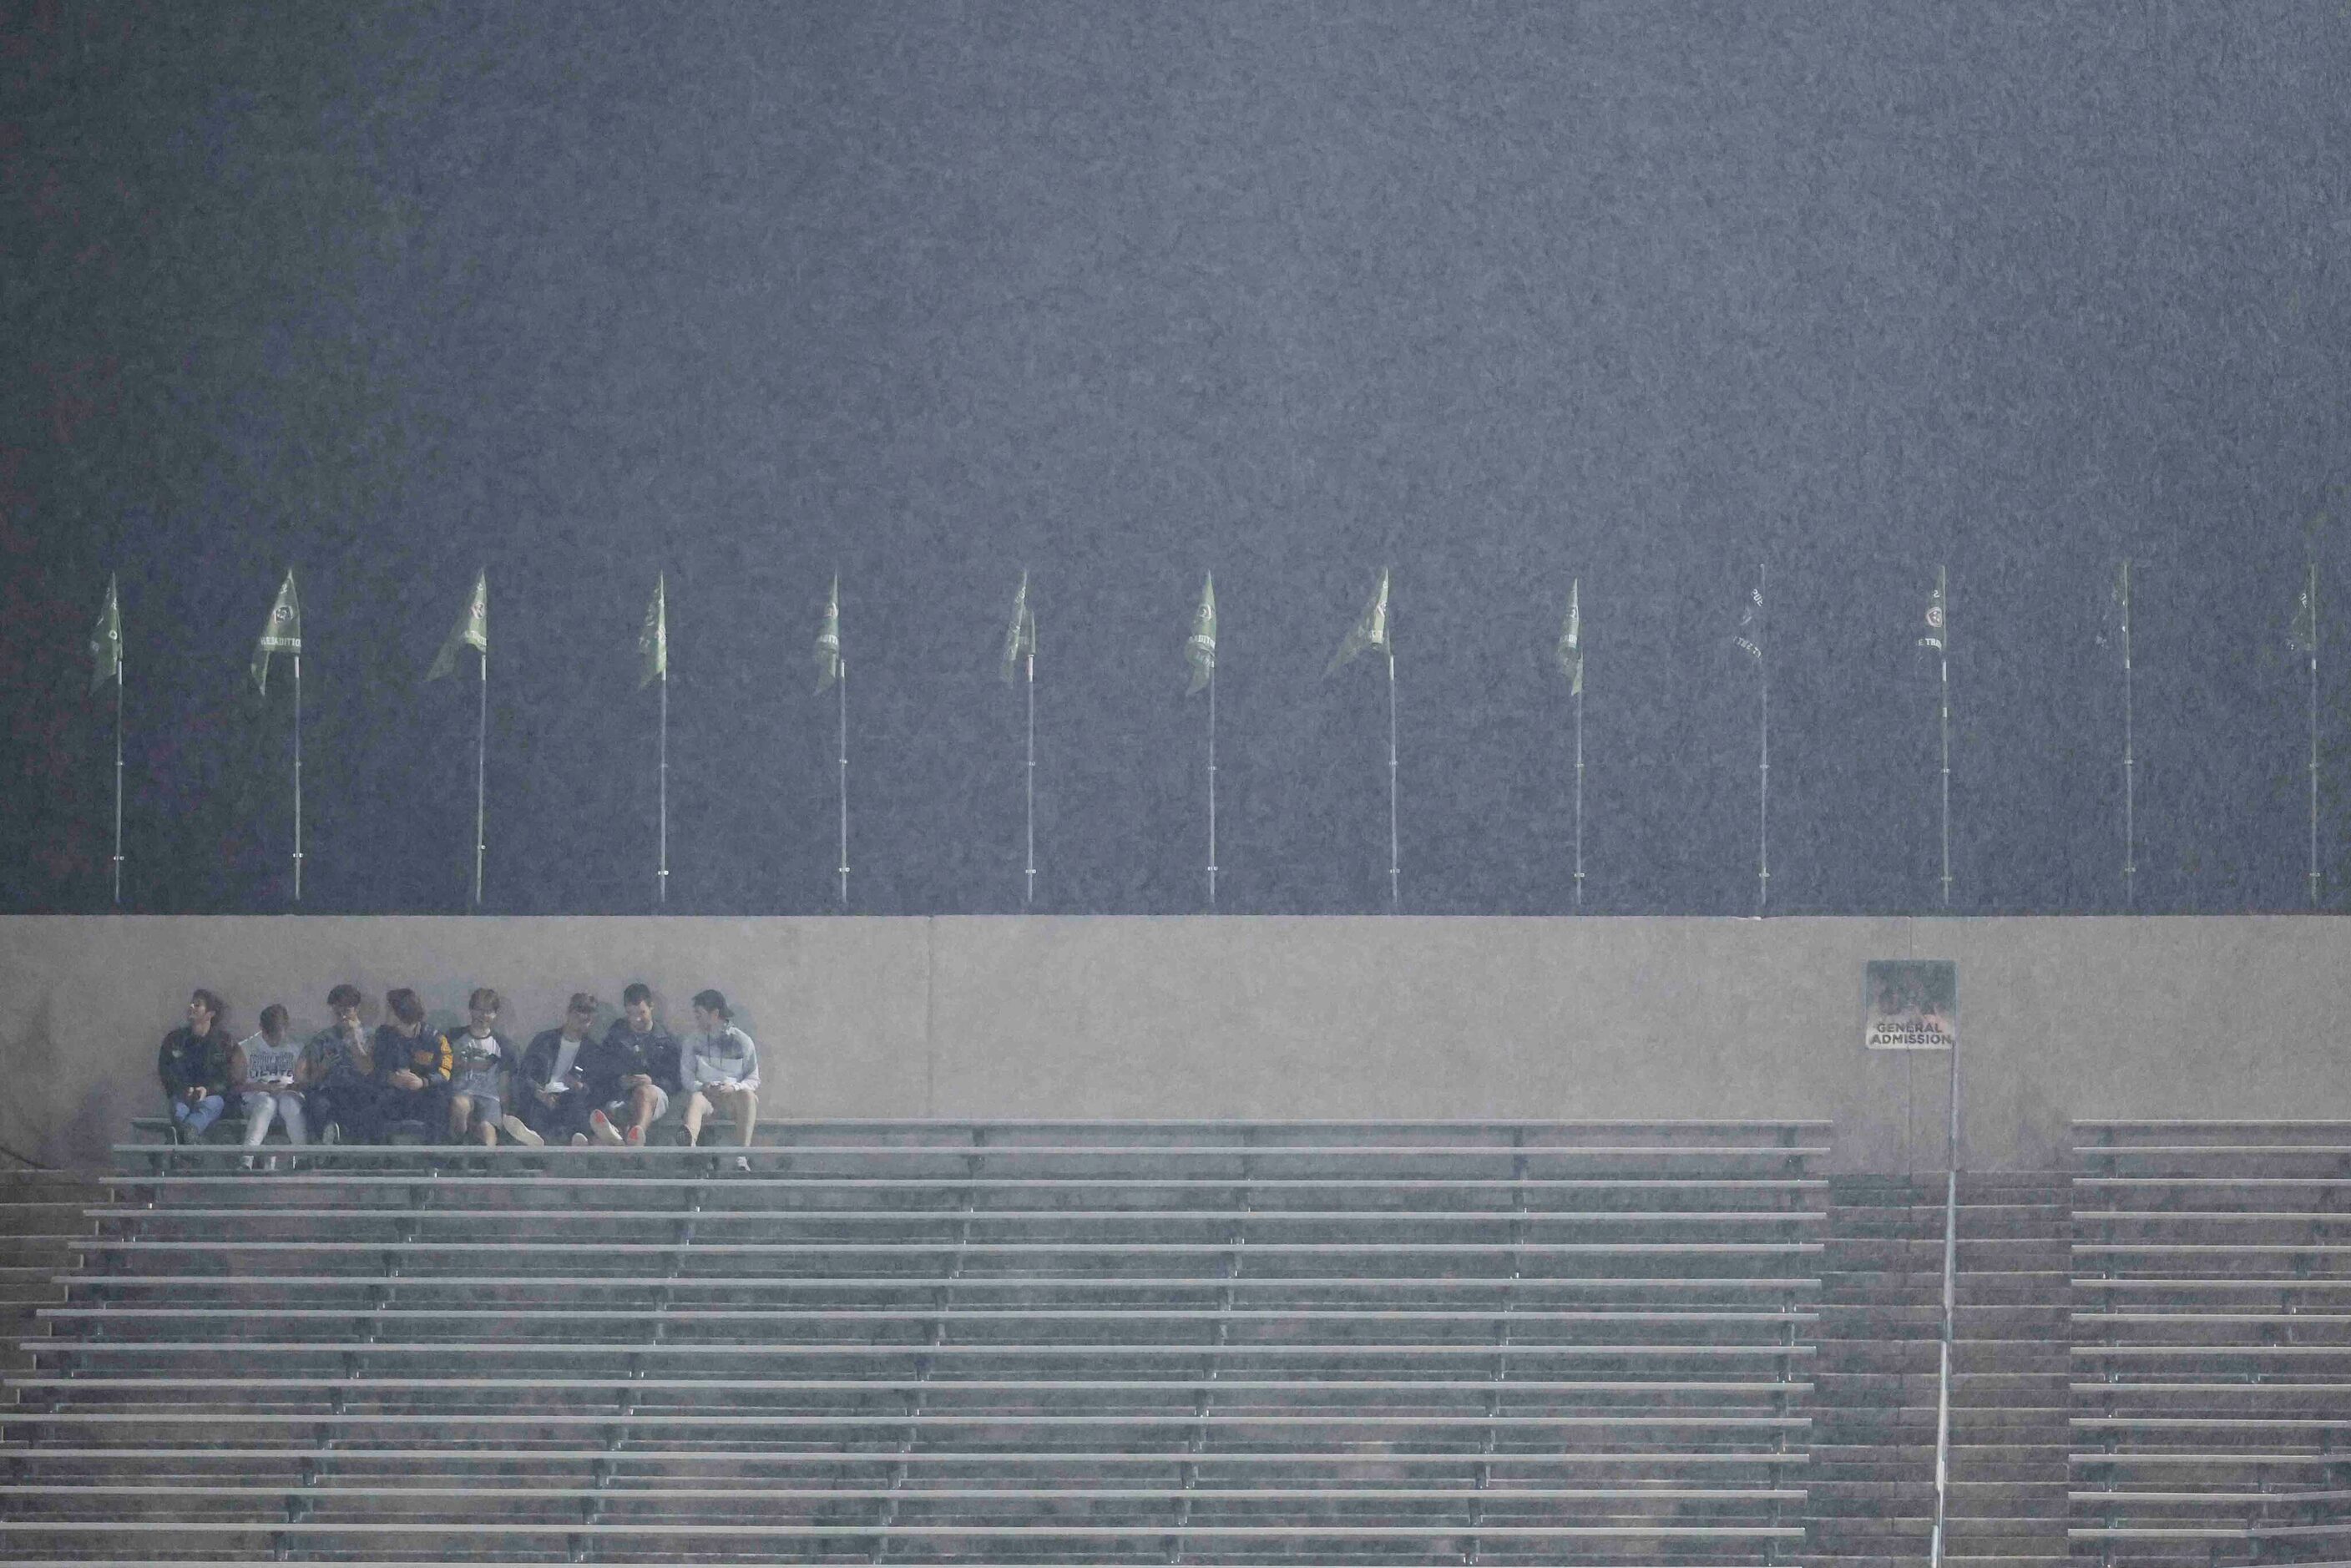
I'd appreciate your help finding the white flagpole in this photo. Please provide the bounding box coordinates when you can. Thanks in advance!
[657,672,669,906]
[1024,649,1036,908]
[1206,667,1218,910]
[1757,563,1769,918]
[1573,679,1584,909]
[1939,564,1952,909]
[1387,649,1399,911]
[2309,563,2320,908]
[2125,566,2136,907]
[291,653,304,903]
[112,652,124,906]
[838,658,851,909]
[473,648,488,908]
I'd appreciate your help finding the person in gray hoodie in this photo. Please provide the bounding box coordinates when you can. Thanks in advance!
[678,989,761,1166]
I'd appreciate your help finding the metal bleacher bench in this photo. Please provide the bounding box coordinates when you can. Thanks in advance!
[2069,1120,2351,1565]
[7,1118,1828,1565]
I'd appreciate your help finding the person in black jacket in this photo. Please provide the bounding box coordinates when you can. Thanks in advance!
[374,988,452,1141]
[512,992,601,1146]
[579,982,679,1146]
[156,989,235,1144]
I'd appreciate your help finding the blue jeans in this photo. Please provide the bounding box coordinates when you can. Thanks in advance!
[171,1094,225,1136]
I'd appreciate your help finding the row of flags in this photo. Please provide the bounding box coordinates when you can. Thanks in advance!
[88,564,2329,705]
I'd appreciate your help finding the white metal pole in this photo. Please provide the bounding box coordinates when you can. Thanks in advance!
[2309,564,2320,908]
[1387,650,1399,911]
[1024,651,1036,909]
[1757,563,1769,918]
[473,649,488,908]
[839,659,850,909]
[112,655,124,906]
[1939,564,1952,909]
[1206,669,1218,911]
[291,654,303,903]
[1573,683,1584,910]
[1929,1019,1961,1568]
[657,674,669,906]
[2122,561,2135,908]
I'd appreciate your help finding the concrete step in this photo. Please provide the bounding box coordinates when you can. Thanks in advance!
[1828,1242,2075,1272]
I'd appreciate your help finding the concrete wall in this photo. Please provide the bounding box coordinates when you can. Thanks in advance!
[1,916,2343,1172]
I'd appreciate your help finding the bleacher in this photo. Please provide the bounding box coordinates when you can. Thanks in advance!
[2070,1120,2351,1568]
[2,1119,1826,1565]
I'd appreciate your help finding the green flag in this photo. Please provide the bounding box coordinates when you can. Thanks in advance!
[2291,564,2318,658]
[1185,573,1216,695]
[1733,578,1763,664]
[815,574,842,693]
[250,569,301,694]
[1326,568,1391,675]
[89,574,121,694]
[1555,579,1583,695]
[1919,573,1945,653]
[638,573,667,689]
[426,569,488,681]
[1000,570,1036,684]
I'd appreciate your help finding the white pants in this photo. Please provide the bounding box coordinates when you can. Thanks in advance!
[241,1090,308,1147]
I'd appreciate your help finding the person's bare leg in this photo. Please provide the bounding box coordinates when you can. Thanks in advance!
[447,1095,473,1144]
[474,1119,497,1146]
[682,1090,710,1146]
[628,1083,657,1138]
[726,1087,757,1147]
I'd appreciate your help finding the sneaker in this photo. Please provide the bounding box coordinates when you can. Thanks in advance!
[732,1156,751,1173]
[321,1123,341,1146]
[570,1132,590,1146]
[238,1154,255,1171]
[589,1110,624,1146]
[500,1115,544,1148]
[624,1125,645,1147]
[263,1155,280,1173]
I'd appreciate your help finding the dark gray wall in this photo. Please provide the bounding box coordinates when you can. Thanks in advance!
[8,3,2351,917]
[4,914,2342,1171]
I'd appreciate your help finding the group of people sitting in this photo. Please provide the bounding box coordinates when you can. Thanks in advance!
[154,982,764,1169]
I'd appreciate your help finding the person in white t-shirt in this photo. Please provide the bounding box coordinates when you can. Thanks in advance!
[232,1004,306,1168]
[513,992,599,1146]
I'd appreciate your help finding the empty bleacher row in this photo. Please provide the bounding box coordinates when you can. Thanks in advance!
[2071,1120,2351,1568]
[2,1120,1827,1565]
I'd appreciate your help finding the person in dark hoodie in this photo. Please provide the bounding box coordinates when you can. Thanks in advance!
[156,989,235,1143]
[579,982,678,1146]
[374,988,452,1141]
[302,984,385,1144]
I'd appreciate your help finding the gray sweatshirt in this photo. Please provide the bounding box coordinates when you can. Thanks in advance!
[680,1025,760,1092]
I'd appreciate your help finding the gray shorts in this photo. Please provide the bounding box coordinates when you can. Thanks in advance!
[453,1091,503,1129]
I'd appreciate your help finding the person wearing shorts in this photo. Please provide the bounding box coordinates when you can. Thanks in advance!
[679,989,761,1170]
[446,988,514,1146]
[580,982,677,1146]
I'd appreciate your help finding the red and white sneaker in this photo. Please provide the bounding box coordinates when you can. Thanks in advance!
[624,1125,645,1146]
[588,1110,624,1146]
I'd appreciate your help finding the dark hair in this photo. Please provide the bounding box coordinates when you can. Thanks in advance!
[190,989,228,1029]
[690,989,730,1019]
[327,984,363,1011]
[566,992,599,1017]
[621,983,653,1008]
[259,1004,290,1034]
[386,988,425,1026]
[468,988,500,1013]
